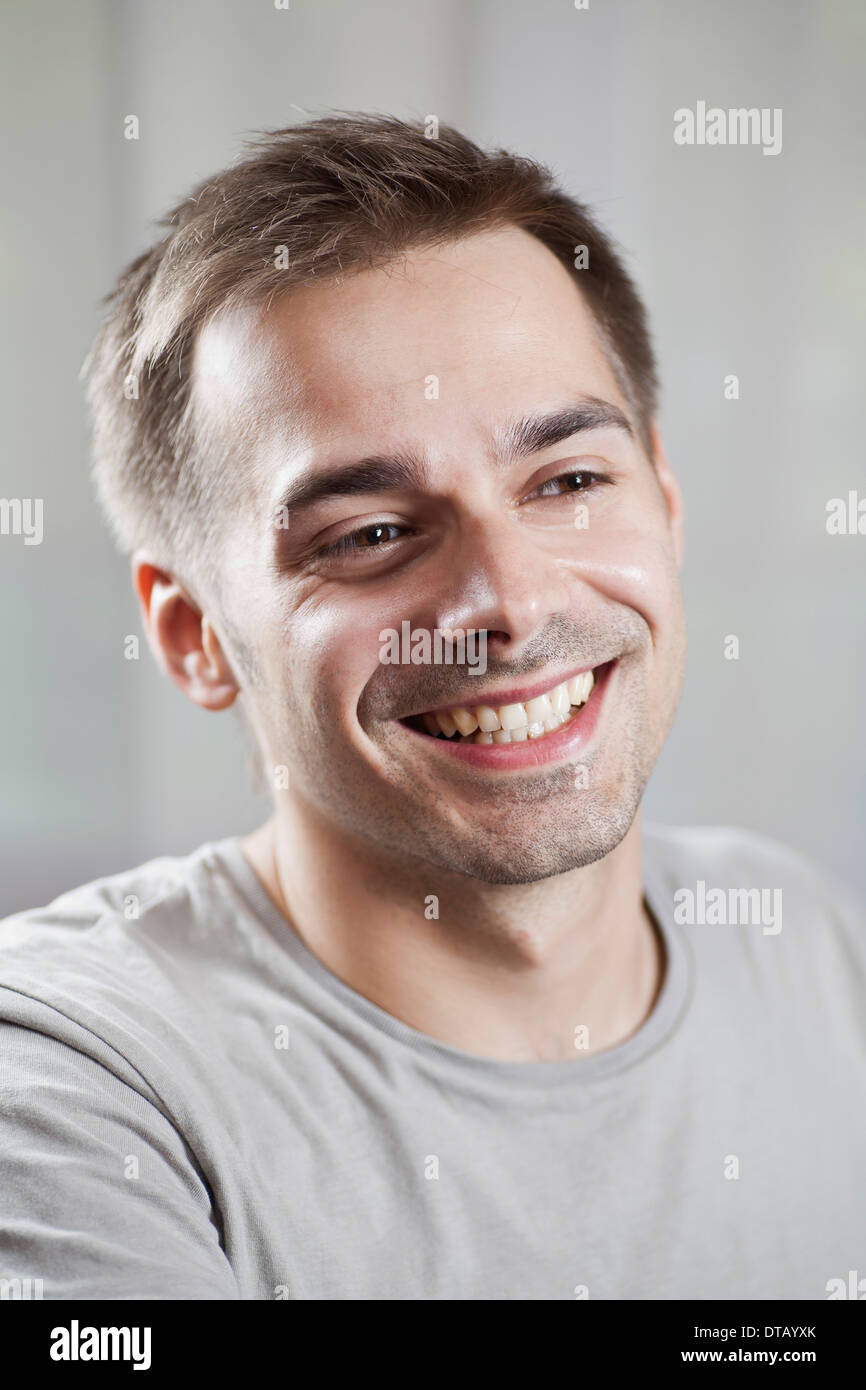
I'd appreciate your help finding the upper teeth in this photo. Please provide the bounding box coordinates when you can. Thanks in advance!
[421,670,595,742]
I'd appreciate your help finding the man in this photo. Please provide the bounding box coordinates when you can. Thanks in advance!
[1,114,864,1301]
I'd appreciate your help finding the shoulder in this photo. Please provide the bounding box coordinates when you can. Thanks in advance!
[0,839,229,945]
[646,819,828,873]
[0,838,250,1067]
[0,841,244,1297]
[643,819,863,903]
[643,820,866,982]
[0,836,258,966]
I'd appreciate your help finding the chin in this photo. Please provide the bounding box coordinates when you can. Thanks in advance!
[431,794,642,885]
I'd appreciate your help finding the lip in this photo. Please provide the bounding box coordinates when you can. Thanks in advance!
[405,662,604,721]
[400,660,616,770]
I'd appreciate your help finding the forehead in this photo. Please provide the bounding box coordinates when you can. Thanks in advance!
[192,225,630,483]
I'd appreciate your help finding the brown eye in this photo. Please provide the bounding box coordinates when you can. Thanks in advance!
[314,520,411,562]
[356,523,399,548]
[533,469,603,498]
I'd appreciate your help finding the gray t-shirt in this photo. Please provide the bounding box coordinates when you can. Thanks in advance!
[0,823,864,1301]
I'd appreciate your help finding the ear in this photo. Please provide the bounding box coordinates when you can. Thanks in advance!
[648,422,684,570]
[131,553,239,711]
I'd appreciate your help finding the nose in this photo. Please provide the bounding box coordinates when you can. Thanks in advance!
[434,512,571,656]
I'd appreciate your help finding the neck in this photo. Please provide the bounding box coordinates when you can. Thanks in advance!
[241,802,663,1062]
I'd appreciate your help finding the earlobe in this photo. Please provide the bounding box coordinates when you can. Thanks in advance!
[131,552,239,711]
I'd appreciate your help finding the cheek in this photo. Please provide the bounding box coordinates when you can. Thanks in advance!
[559,508,682,636]
[274,590,399,734]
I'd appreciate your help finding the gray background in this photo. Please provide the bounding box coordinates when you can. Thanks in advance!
[1,0,863,913]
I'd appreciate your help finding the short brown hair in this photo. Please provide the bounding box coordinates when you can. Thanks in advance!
[83,111,659,595]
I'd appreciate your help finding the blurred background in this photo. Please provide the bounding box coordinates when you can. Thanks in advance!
[1,0,864,912]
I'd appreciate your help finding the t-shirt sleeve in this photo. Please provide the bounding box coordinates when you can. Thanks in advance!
[0,1020,240,1300]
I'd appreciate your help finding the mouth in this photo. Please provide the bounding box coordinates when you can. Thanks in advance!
[400,661,613,755]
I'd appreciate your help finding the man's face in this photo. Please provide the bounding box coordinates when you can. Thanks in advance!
[194,225,686,882]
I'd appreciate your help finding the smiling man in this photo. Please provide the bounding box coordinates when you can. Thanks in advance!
[1,114,864,1302]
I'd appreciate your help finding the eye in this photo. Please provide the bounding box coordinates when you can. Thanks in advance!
[529,469,610,499]
[349,522,402,549]
[317,521,408,559]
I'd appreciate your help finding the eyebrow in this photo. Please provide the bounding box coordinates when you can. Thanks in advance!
[496,399,633,462]
[271,398,632,518]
